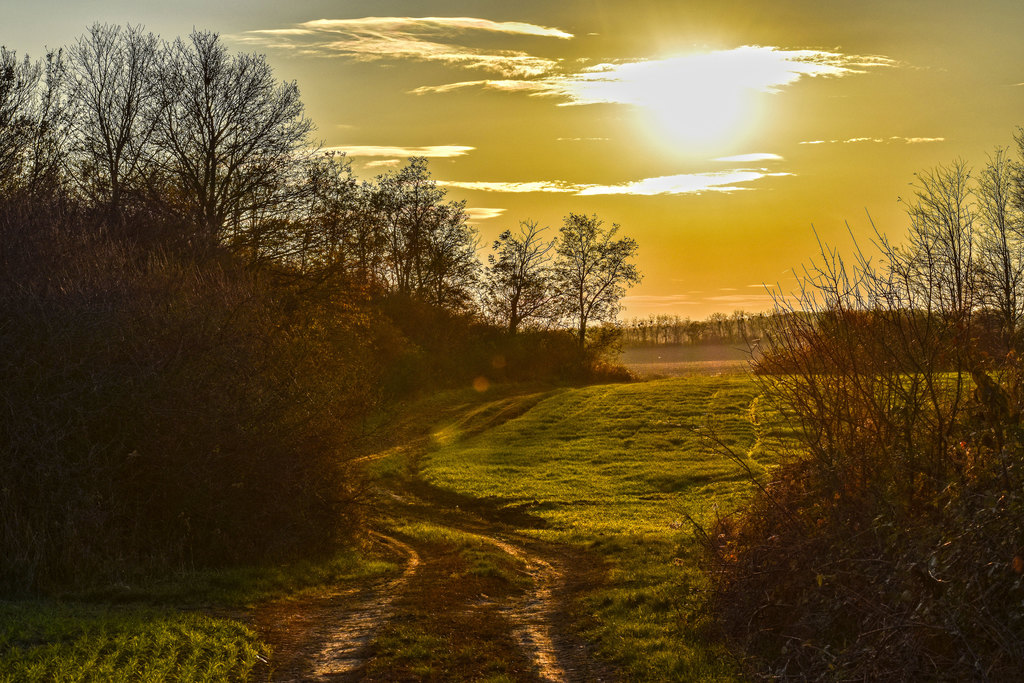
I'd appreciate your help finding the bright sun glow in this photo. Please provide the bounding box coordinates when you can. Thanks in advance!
[560,46,882,152]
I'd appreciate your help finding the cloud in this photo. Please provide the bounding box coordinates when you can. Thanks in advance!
[465,207,506,222]
[439,169,791,196]
[322,145,475,158]
[236,17,571,77]
[364,159,402,168]
[799,136,944,145]
[713,153,783,162]
[414,45,895,104]
[578,170,791,196]
[438,180,581,193]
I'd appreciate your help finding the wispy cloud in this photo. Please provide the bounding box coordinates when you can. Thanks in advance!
[364,159,402,168]
[465,207,506,222]
[439,169,791,196]
[800,136,945,145]
[235,17,571,77]
[323,145,475,158]
[414,46,895,104]
[438,180,580,193]
[713,153,783,163]
[578,171,791,196]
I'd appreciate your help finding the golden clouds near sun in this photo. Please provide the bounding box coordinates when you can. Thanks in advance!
[567,46,874,154]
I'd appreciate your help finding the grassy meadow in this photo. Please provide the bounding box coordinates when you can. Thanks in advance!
[0,371,797,681]
[0,552,397,681]
[412,374,793,680]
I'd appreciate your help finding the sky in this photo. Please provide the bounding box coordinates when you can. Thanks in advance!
[3,0,1024,318]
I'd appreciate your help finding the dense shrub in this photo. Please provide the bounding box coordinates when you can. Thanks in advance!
[0,204,383,591]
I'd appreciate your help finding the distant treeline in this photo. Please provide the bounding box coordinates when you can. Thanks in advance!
[621,311,769,347]
[0,25,639,592]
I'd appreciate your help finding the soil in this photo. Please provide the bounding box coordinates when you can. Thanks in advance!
[249,394,618,682]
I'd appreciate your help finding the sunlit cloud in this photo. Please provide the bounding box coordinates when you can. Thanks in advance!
[799,136,945,145]
[438,180,580,193]
[440,169,791,196]
[414,46,894,102]
[713,153,783,162]
[465,207,507,222]
[578,170,792,196]
[323,145,475,158]
[414,46,894,146]
[236,17,571,77]
[364,159,402,168]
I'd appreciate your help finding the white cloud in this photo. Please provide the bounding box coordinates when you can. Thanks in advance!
[414,46,895,104]
[364,159,402,168]
[577,170,791,196]
[465,207,507,222]
[236,17,571,77]
[439,169,791,196]
[323,145,475,158]
[438,180,580,193]
[799,136,944,145]
[712,153,783,163]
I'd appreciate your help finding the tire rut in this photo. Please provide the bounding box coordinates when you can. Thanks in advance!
[252,531,419,681]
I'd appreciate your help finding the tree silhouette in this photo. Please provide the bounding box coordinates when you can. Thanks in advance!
[553,212,641,348]
[482,219,557,334]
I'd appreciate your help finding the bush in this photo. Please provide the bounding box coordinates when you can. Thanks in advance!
[0,203,382,592]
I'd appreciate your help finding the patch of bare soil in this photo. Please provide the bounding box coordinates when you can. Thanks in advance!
[251,532,418,681]
[250,388,618,681]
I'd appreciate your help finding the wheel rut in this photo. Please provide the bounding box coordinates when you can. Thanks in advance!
[251,532,419,681]
[251,390,616,681]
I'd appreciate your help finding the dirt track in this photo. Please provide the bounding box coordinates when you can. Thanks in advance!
[250,398,616,682]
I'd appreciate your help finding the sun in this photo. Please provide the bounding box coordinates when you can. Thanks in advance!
[640,73,752,151]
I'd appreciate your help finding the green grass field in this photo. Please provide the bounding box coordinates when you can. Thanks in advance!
[3,373,793,680]
[0,551,397,682]
[418,374,790,680]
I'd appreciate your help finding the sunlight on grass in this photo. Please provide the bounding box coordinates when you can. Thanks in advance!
[419,374,792,680]
[0,602,265,682]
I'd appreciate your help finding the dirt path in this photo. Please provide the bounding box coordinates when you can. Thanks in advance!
[251,532,419,681]
[250,391,616,681]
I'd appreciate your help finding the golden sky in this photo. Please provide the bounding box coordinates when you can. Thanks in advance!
[4,0,1024,318]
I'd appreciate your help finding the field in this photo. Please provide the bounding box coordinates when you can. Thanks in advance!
[413,374,786,680]
[619,344,752,378]
[0,369,795,681]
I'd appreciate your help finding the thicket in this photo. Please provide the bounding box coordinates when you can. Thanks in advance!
[0,26,638,592]
[703,150,1024,678]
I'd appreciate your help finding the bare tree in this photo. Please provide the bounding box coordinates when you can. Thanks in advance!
[553,212,641,348]
[152,30,314,246]
[0,48,39,188]
[68,23,160,216]
[975,147,1024,347]
[0,47,71,195]
[893,159,976,316]
[482,219,557,334]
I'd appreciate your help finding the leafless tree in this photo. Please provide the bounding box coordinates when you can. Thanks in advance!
[482,219,557,334]
[553,212,641,348]
[975,147,1024,347]
[68,23,161,216]
[152,30,314,246]
[892,159,976,316]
